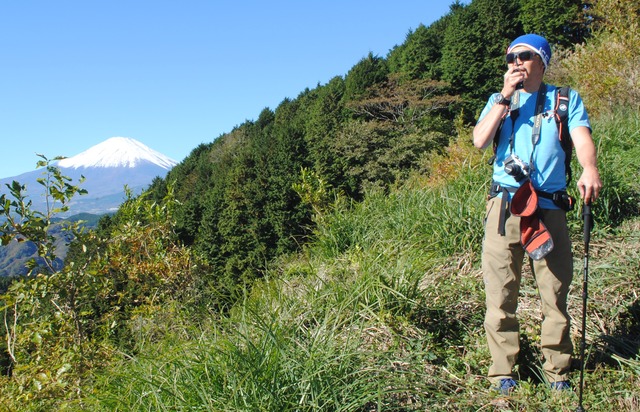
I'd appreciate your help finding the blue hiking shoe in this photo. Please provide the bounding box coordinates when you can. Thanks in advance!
[494,378,517,395]
[550,381,571,391]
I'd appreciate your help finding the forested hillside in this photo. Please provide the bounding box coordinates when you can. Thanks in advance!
[142,0,594,288]
[1,0,638,410]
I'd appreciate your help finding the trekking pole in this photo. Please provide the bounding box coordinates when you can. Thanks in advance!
[576,202,592,412]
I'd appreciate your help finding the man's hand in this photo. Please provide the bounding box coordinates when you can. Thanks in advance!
[577,166,602,204]
[502,66,526,98]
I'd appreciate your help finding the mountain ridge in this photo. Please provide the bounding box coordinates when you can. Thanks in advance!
[0,137,177,216]
[56,137,176,170]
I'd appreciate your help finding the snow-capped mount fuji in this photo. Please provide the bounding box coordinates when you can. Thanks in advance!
[1,137,178,216]
[57,137,176,170]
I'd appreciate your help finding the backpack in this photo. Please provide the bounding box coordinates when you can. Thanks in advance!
[490,86,573,184]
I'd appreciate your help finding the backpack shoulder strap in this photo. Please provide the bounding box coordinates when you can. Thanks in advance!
[554,86,573,183]
[489,92,520,165]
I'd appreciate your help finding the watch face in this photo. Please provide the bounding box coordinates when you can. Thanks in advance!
[494,94,504,104]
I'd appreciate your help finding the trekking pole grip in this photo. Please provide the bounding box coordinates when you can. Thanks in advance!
[583,203,592,245]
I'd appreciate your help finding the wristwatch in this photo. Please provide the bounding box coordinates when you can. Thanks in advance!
[494,93,511,106]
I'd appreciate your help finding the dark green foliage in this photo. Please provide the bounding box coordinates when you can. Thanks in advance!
[440,0,521,100]
[518,0,591,48]
[146,176,168,205]
[387,2,465,81]
[303,76,348,189]
[329,121,449,199]
[266,98,314,253]
[343,52,389,101]
[387,20,448,81]
[0,274,21,294]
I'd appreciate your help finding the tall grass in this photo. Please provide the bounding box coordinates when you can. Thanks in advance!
[587,108,640,228]
[87,271,460,411]
[311,137,488,264]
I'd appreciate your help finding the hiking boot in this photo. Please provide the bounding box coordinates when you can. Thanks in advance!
[550,381,571,391]
[493,378,517,395]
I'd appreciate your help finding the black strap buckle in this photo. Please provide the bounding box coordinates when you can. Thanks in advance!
[552,191,575,211]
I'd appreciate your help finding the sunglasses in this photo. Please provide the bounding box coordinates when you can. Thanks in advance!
[506,50,535,64]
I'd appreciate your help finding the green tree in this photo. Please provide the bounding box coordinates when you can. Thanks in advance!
[214,146,263,284]
[304,76,347,190]
[0,156,89,381]
[343,52,389,102]
[440,0,521,100]
[387,14,452,81]
[266,97,314,253]
[518,0,590,48]
[190,129,251,268]
[0,155,87,274]
[348,74,458,126]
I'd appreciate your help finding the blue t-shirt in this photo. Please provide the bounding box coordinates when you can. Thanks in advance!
[478,85,590,208]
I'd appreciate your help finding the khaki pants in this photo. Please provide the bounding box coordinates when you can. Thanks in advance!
[482,196,573,384]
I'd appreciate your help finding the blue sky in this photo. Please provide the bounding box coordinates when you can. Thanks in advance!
[1,1,464,178]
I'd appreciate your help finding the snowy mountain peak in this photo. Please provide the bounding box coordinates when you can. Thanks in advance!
[57,137,177,170]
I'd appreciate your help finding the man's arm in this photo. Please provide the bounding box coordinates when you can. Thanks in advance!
[571,126,602,203]
[473,104,507,149]
[473,66,524,149]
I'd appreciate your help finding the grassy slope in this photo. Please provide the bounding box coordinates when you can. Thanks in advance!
[72,111,640,412]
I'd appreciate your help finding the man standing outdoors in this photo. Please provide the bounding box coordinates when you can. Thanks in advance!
[472,34,602,394]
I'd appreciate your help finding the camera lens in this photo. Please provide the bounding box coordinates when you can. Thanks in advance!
[506,164,524,181]
[504,155,528,182]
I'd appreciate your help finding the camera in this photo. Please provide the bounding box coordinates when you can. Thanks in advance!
[504,154,530,182]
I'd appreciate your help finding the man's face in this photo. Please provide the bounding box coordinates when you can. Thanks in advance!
[506,46,545,78]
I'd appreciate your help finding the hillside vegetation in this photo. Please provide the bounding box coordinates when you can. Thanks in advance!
[1,0,639,411]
